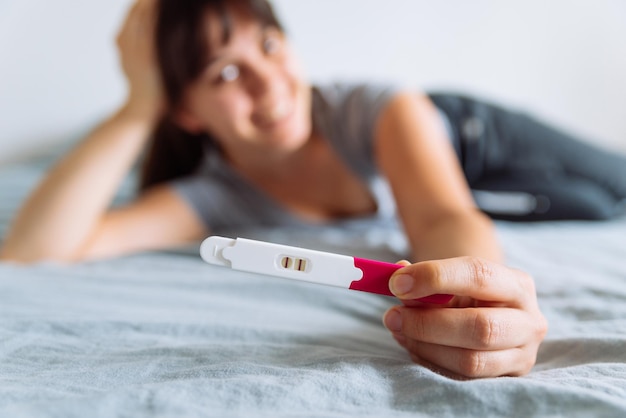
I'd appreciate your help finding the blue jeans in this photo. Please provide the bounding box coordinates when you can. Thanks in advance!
[429,93,626,221]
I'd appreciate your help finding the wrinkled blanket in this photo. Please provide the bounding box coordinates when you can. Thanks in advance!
[1,152,625,417]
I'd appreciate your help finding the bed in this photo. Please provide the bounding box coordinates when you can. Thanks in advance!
[1,146,625,417]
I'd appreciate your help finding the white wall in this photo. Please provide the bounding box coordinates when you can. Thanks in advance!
[1,0,625,166]
[0,0,131,165]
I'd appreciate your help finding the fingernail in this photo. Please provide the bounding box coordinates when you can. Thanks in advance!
[390,274,413,296]
[383,309,403,332]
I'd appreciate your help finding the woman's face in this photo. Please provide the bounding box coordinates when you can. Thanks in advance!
[177,8,312,157]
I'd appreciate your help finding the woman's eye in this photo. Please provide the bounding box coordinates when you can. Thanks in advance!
[219,64,240,82]
[263,36,280,55]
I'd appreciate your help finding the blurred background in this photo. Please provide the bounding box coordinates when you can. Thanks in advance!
[1,0,625,166]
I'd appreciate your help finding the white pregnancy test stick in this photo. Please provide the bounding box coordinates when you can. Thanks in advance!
[200,236,452,304]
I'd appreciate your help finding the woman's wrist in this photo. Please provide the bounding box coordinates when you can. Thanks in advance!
[410,210,503,263]
[117,96,164,126]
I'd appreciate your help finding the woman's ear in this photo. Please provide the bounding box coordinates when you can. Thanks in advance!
[174,107,204,134]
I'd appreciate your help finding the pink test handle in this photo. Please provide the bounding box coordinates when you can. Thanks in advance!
[350,258,453,304]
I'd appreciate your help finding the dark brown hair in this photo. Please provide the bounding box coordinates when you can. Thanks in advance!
[139,0,283,191]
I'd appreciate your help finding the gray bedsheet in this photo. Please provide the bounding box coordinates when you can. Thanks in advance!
[1,153,625,417]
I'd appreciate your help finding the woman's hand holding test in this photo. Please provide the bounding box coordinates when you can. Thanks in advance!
[383,257,548,378]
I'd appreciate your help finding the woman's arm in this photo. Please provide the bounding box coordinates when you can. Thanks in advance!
[374,91,547,378]
[375,92,501,262]
[0,108,206,263]
[0,107,151,262]
[0,0,206,263]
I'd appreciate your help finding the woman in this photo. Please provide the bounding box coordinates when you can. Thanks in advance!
[2,0,625,378]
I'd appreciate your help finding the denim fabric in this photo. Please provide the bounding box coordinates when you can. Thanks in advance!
[429,93,626,221]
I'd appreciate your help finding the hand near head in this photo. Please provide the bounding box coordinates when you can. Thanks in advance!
[116,0,165,119]
[383,257,548,379]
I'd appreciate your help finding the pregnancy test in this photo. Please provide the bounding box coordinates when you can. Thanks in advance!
[200,236,452,304]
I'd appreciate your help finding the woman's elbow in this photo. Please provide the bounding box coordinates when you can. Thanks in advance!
[0,243,79,265]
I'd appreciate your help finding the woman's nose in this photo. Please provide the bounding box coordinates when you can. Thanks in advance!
[249,60,287,105]
[248,62,291,126]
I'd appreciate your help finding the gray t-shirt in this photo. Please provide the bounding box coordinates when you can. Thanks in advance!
[171,82,403,234]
